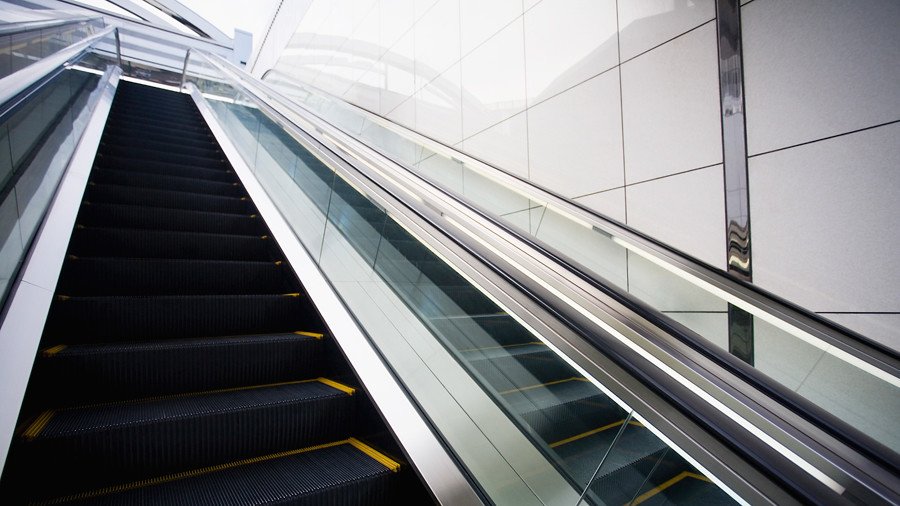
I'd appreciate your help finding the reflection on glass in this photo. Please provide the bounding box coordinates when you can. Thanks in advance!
[0,67,101,306]
[189,72,735,502]
[261,74,900,457]
[1,20,103,80]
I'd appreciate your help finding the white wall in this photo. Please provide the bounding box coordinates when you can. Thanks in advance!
[743,0,900,349]
[260,0,900,349]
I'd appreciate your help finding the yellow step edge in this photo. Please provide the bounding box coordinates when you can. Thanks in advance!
[282,293,301,298]
[42,345,67,357]
[294,331,325,340]
[316,378,355,395]
[22,410,55,440]
[629,470,711,505]
[41,439,354,504]
[498,376,589,395]
[348,438,401,473]
[549,419,644,449]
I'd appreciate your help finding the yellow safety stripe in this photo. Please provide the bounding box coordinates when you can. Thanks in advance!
[549,420,644,448]
[41,345,67,357]
[629,471,711,505]
[348,438,400,472]
[293,331,325,339]
[22,411,55,440]
[316,378,355,395]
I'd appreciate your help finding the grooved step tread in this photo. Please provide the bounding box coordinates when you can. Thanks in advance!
[85,183,253,214]
[77,203,263,236]
[96,156,232,181]
[57,257,290,295]
[45,293,310,341]
[33,333,326,405]
[39,441,398,505]
[68,227,271,260]
[26,380,351,440]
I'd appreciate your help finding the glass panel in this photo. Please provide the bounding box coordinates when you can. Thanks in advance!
[262,74,900,456]
[0,67,102,306]
[1,20,100,80]
[189,58,739,503]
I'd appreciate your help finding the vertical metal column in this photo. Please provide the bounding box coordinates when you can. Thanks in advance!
[114,27,122,68]
[716,0,754,364]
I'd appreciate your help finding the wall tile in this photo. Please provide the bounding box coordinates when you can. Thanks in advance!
[378,30,415,114]
[460,18,527,138]
[528,69,623,198]
[750,123,900,313]
[523,0,617,105]
[628,252,728,313]
[617,0,715,61]
[743,0,900,155]
[414,0,460,90]
[462,111,529,179]
[380,0,415,50]
[460,0,521,56]
[385,96,416,130]
[416,64,463,145]
[822,313,900,352]
[626,165,725,268]
[621,23,722,183]
[574,188,625,223]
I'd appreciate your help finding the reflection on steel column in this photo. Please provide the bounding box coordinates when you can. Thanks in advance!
[716,0,755,364]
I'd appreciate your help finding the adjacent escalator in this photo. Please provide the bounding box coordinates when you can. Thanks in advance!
[0,81,428,504]
[219,104,736,505]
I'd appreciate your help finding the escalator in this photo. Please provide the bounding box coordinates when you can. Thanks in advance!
[0,81,428,504]
[218,105,735,505]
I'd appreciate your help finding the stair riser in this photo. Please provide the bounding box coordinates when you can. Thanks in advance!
[85,185,254,214]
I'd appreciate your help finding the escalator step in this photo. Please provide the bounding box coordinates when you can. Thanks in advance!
[16,381,357,499]
[502,378,623,444]
[33,332,327,405]
[91,170,241,197]
[77,203,264,235]
[104,121,213,143]
[101,131,218,152]
[40,441,399,505]
[44,293,313,341]
[95,155,232,181]
[68,227,271,260]
[101,136,220,158]
[57,257,292,295]
[85,184,253,214]
[98,146,227,170]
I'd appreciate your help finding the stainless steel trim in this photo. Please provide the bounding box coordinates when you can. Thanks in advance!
[0,16,100,36]
[716,0,752,283]
[180,48,191,89]
[114,27,123,67]
[188,83,487,506]
[0,25,116,107]
[0,65,121,475]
